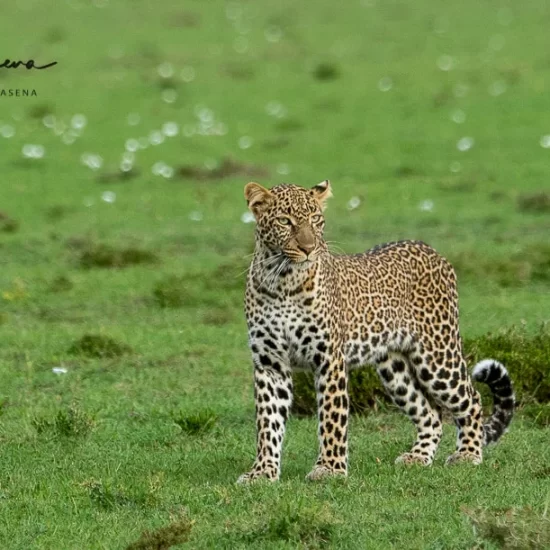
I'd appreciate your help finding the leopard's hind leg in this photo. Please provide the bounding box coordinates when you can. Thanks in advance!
[376,352,443,465]
[409,346,484,465]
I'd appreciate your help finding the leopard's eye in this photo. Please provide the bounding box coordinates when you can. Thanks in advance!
[311,214,323,224]
[277,216,291,226]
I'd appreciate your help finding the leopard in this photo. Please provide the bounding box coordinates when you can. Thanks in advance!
[238,180,515,482]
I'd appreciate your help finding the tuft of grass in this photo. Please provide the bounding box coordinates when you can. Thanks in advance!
[517,191,550,213]
[68,333,133,358]
[465,324,550,404]
[449,243,550,286]
[229,502,337,548]
[177,157,268,181]
[522,402,550,427]
[125,515,194,550]
[48,275,74,293]
[0,211,19,233]
[81,480,132,509]
[152,276,188,308]
[78,243,157,269]
[313,62,340,81]
[464,506,550,549]
[172,410,218,435]
[32,404,95,437]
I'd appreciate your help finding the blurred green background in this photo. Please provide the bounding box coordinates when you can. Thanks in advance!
[0,1,549,548]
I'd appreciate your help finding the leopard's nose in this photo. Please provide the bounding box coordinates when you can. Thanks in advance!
[298,242,315,256]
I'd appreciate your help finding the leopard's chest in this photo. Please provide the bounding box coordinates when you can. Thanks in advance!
[247,288,332,369]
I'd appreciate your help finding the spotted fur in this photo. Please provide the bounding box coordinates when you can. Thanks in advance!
[238,181,515,482]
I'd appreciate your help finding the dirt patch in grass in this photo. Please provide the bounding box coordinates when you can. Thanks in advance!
[78,243,158,269]
[177,157,268,181]
[126,515,194,550]
[0,211,19,233]
[464,506,550,549]
[517,191,550,213]
[68,334,133,358]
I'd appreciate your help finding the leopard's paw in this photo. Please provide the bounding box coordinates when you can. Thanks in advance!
[395,452,432,466]
[306,465,347,481]
[445,451,482,466]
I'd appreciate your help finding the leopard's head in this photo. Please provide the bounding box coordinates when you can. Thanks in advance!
[244,181,332,264]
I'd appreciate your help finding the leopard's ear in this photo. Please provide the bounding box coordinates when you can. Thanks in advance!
[311,180,332,210]
[244,182,273,217]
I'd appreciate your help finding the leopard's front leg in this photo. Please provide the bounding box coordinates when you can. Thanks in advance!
[307,353,349,481]
[237,349,292,483]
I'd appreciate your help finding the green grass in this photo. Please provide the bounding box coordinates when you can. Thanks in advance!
[0,0,549,548]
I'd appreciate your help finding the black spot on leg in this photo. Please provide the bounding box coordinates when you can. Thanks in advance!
[317,342,327,353]
[276,387,289,400]
[432,380,448,391]
[338,377,346,391]
[392,360,406,373]
[259,355,272,366]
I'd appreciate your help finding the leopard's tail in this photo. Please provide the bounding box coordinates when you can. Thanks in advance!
[472,359,515,446]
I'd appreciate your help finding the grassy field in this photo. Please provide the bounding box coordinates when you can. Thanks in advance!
[0,0,549,548]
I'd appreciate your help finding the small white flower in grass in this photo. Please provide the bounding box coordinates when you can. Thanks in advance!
[53,121,66,136]
[152,162,167,176]
[101,191,116,203]
[450,161,462,173]
[52,367,68,375]
[122,151,135,163]
[539,135,550,149]
[149,131,164,146]
[419,200,434,212]
[22,144,45,159]
[347,197,361,210]
[81,153,103,170]
[157,62,174,79]
[125,138,139,152]
[238,136,253,149]
[197,107,214,123]
[180,66,195,82]
[437,55,454,71]
[241,211,255,224]
[277,163,290,175]
[162,122,179,137]
[160,165,174,179]
[189,211,203,222]
[457,137,474,152]
[0,125,15,138]
[266,101,287,118]
[378,77,393,92]
[120,159,133,172]
[127,112,141,126]
[451,109,466,124]
[161,89,177,104]
[489,80,507,97]
[71,114,87,130]
[62,133,76,145]
[42,114,56,128]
